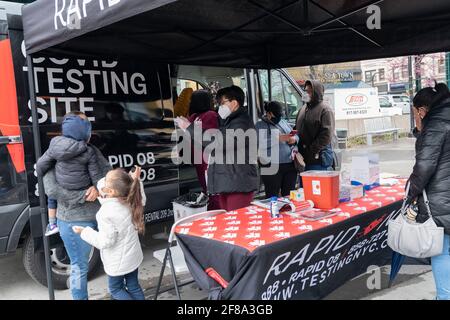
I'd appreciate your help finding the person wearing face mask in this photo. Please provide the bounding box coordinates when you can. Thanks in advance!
[175,85,258,211]
[256,101,298,198]
[293,80,336,171]
[406,82,450,300]
[187,90,220,209]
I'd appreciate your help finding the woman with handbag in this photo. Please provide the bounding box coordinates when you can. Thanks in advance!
[407,82,450,300]
[256,101,298,198]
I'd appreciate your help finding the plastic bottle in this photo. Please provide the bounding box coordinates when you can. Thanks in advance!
[270,196,280,218]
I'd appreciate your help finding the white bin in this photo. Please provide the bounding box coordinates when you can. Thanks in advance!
[172,192,208,222]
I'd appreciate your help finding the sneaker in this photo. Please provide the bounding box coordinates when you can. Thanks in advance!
[45,223,59,236]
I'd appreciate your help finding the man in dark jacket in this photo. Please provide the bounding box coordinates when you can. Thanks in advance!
[176,86,258,211]
[294,80,335,170]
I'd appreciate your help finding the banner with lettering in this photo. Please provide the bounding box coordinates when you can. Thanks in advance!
[177,201,402,300]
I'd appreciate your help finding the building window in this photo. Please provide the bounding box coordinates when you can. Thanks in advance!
[393,68,400,82]
[378,69,385,81]
[401,65,409,79]
[365,70,376,82]
[438,58,445,74]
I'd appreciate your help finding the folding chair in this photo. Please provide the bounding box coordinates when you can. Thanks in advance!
[154,210,226,300]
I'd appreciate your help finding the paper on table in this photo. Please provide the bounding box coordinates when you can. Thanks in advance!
[380,172,401,179]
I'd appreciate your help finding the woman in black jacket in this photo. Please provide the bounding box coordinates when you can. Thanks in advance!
[408,82,450,300]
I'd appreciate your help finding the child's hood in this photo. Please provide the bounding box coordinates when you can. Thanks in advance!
[48,136,88,161]
[62,115,91,142]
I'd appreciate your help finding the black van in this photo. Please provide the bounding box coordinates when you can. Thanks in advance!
[0,14,305,289]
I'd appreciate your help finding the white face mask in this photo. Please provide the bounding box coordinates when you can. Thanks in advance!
[218,105,232,119]
[302,93,311,103]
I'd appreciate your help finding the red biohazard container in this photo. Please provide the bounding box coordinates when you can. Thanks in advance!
[300,171,340,209]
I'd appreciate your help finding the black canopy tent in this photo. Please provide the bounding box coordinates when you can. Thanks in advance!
[20,0,450,300]
[23,0,450,68]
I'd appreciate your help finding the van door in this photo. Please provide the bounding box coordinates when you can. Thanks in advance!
[0,38,28,254]
[171,65,252,193]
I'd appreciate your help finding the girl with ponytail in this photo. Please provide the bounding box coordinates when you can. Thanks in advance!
[74,166,146,300]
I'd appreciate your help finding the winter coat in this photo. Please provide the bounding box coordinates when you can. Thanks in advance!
[408,98,450,234]
[80,178,146,276]
[187,106,258,194]
[188,111,219,192]
[255,117,295,165]
[37,136,104,190]
[295,80,335,166]
[42,145,111,222]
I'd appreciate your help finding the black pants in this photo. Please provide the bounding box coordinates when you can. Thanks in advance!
[261,162,298,198]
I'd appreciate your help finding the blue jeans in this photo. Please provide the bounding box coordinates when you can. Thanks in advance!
[108,269,145,300]
[431,233,450,300]
[47,198,57,209]
[58,219,97,300]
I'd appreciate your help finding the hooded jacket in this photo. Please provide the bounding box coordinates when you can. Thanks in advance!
[408,98,450,234]
[42,143,111,222]
[37,136,104,190]
[295,80,335,166]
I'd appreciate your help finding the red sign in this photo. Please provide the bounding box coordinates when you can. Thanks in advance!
[345,94,368,106]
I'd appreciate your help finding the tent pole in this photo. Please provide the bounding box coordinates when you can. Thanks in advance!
[268,69,272,101]
[26,54,55,300]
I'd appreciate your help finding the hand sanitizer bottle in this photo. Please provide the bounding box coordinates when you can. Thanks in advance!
[271,197,280,218]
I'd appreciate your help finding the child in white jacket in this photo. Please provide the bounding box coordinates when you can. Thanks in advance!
[73,166,146,300]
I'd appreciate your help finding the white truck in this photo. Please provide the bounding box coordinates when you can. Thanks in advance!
[324,87,382,120]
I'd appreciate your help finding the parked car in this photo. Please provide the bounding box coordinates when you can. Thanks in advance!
[379,96,402,116]
[380,94,411,114]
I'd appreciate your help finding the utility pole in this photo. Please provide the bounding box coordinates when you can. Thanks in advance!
[414,55,423,92]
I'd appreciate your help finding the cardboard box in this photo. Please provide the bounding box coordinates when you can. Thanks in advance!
[290,189,305,202]
[351,153,380,190]
[350,184,364,200]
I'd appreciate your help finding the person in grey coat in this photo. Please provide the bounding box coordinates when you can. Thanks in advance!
[36,112,104,236]
[37,111,111,300]
[256,101,298,198]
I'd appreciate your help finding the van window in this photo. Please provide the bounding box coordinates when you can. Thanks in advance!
[281,74,302,121]
[174,65,247,109]
[401,96,410,103]
[0,140,27,205]
[258,69,302,120]
[258,70,283,107]
[379,97,391,108]
[393,96,403,103]
[177,79,205,96]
